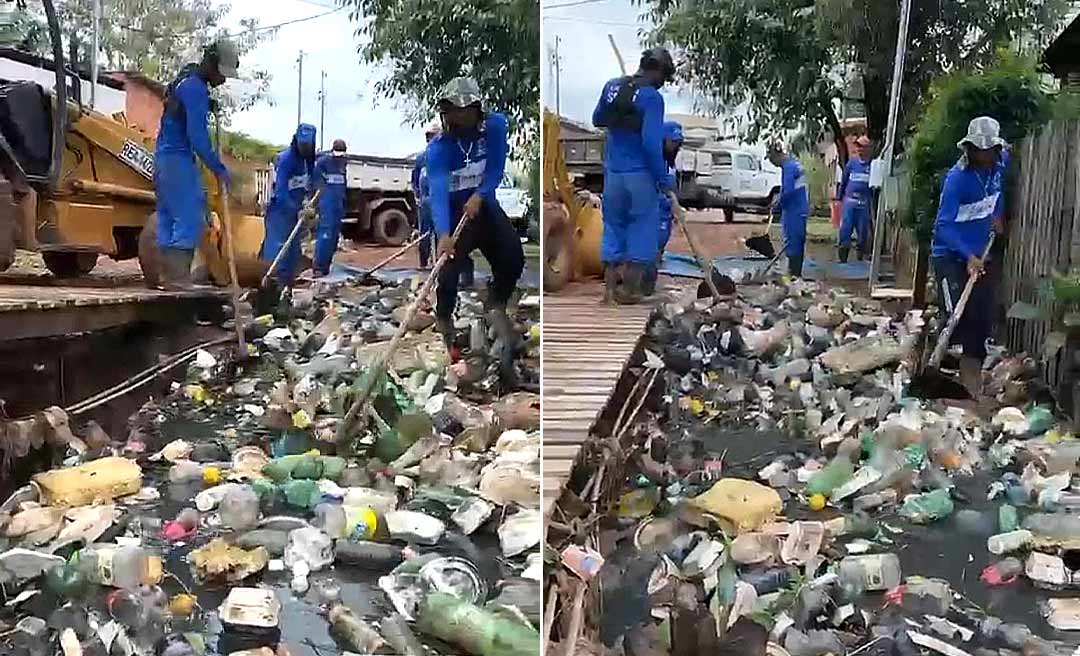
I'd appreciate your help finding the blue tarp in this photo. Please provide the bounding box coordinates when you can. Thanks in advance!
[658,252,880,282]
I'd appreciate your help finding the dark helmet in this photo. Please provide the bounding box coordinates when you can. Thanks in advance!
[640,47,675,82]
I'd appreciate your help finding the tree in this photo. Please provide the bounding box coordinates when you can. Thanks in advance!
[341,0,539,140]
[638,0,1067,162]
[16,1,276,119]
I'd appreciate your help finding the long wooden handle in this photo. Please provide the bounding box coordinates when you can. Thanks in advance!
[364,231,432,279]
[261,188,323,286]
[219,185,247,356]
[335,216,469,444]
[927,233,996,369]
[670,193,723,301]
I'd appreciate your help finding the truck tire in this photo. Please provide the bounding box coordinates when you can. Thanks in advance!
[43,252,98,277]
[372,207,410,246]
[0,180,16,272]
[138,213,162,289]
[723,207,735,223]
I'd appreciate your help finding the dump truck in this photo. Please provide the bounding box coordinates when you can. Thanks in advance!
[337,153,417,247]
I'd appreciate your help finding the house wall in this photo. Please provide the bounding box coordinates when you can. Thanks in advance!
[120,80,164,137]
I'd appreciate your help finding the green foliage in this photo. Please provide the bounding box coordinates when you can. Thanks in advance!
[342,0,539,151]
[221,130,282,163]
[636,0,1067,155]
[24,1,275,120]
[905,54,1052,245]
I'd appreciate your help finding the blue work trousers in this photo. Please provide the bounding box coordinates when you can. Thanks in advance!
[261,204,303,284]
[313,191,345,272]
[601,170,660,265]
[782,210,808,259]
[418,202,435,267]
[838,197,871,252]
[154,152,207,250]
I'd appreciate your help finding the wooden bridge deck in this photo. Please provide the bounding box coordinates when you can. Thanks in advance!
[542,282,653,516]
[0,285,226,341]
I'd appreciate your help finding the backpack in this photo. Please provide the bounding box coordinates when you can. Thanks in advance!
[596,75,644,131]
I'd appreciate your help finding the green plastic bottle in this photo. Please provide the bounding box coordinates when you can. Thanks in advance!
[999,504,1020,532]
[282,479,323,509]
[417,592,541,656]
[806,458,855,498]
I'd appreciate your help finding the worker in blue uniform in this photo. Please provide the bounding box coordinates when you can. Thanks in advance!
[260,123,317,285]
[592,47,676,304]
[767,143,810,278]
[154,40,238,289]
[412,120,441,268]
[643,120,684,296]
[930,116,1008,396]
[426,77,523,349]
[836,135,873,262]
[311,138,348,277]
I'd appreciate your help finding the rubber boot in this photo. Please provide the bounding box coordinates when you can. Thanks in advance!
[488,304,520,389]
[615,263,645,305]
[603,264,620,305]
[838,246,850,264]
[436,316,455,351]
[960,356,983,398]
[788,255,804,279]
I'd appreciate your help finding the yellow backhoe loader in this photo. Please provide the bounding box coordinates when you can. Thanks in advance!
[0,0,266,287]
[542,110,603,292]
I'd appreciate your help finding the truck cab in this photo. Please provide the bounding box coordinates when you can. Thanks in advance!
[676,145,781,222]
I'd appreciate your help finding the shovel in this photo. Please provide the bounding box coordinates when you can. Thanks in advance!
[335,215,470,444]
[218,184,248,357]
[670,192,725,301]
[910,234,995,398]
[745,204,778,259]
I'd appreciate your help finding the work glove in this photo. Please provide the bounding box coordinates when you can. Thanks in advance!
[298,201,318,229]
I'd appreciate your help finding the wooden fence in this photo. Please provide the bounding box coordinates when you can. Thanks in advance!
[1002,120,1080,390]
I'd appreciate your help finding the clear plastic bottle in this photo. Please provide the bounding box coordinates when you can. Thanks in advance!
[987,529,1034,555]
[852,489,899,513]
[284,527,334,572]
[335,540,406,569]
[219,485,260,531]
[837,553,901,592]
[167,461,204,484]
[76,545,163,589]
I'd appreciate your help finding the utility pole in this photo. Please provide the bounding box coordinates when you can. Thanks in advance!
[319,71,326,151]
[868,0,912,294]
[297,51,305,125]
[554,36,561,116]
[90,0,100,108]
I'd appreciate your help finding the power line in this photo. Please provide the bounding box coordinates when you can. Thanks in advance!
[543,16,641,28]
[544,0,610,10]
[116,7,344,39]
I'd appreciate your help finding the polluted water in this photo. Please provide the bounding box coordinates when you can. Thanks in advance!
[0,274,541,656]
[546,274,1080,655]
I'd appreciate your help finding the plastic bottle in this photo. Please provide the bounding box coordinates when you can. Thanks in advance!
[825,513,878,539]
[75,545,163,589]
[417,592,541,656]
[805,457,854,498]
[44,562,88,600]
[220,486,260,531]
[335,541,407,569]
[898,489,954,523]
[343,487,398,514]
[784,629,846,656]
[987,529,1034,555]
[282,479,323,509]
[980,557,1024,585]
[998,504,1020,532]
[852,489,898,513]
[1023,513,1080,541]
[106,585,168,629]
[167,461,205,484]
[837,554,901,592]
[381,613,426,656]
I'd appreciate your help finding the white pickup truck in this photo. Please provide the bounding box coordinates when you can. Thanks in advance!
[675,145,781,222]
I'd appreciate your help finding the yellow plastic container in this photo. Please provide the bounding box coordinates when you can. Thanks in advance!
[33,457,143,507]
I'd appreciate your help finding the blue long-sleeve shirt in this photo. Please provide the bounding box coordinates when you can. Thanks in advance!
[313,153,347,203]
[155,73,227,176]
[592,76,669,188]
[838,156,872,201]
[931,160,1006,261]
[426,112,509,235]
[268,146,313,215]
[411,150,429,203]
[777,157,810,217]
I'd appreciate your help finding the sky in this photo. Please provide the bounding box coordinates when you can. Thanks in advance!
[542,0,696,127]
[219,0,426,157]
